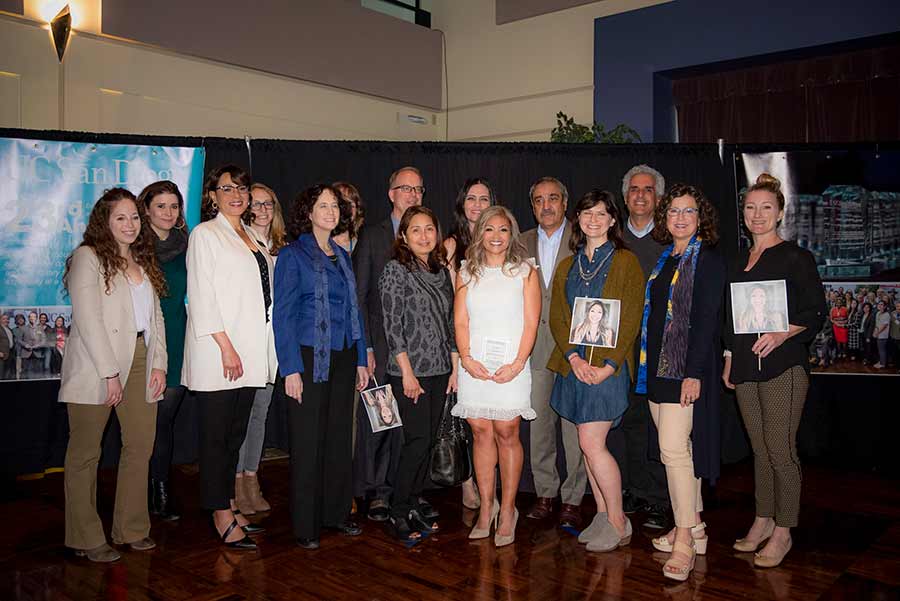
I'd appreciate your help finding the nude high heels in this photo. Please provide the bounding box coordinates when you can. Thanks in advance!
[494,508,519,547]
[468,499,500,540]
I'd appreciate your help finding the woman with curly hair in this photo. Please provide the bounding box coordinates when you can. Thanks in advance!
[184,165,275,550]
[453,205,540,547]
[233,182,287,516]
[273,184,369,550]
[636,184,725,581]
[332,181,366,254]
[59,187,168,563]
[571,300,614,347]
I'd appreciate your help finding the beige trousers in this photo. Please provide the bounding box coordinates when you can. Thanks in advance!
[64,339,157,549]
[648,400,703,528]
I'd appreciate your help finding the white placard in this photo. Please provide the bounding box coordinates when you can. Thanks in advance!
[731,280,790,334]
[568,297,621,349]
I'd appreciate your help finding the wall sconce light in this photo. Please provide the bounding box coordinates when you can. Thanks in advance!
[50,5,72,62]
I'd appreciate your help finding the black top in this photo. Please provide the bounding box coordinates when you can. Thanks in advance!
[724,242,826,384]
[252,249,272,323]
[646,245,726,403]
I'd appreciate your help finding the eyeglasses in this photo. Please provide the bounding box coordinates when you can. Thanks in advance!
[391,185,426,195]
[667,207,699,217]
[251,201,275,210]
[216,184,250,195]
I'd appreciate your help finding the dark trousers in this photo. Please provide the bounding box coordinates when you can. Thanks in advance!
[609,390,669,506]
[197,387,256,510]
[388,373,449,518]
[150,385,187,481]
[353,406,403,501]
[288,346,356,539]
[0,354,15,379]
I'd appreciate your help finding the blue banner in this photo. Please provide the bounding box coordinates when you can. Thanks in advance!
[0,138,205,307]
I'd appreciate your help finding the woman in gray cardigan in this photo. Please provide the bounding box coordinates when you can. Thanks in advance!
[378,206,458,541]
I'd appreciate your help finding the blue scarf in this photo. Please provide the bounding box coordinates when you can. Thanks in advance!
[636,236,701,393]
[304,235,362,383]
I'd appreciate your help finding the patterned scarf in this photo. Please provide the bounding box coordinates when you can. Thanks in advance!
[306,235,362,383]
[636,235,701,393]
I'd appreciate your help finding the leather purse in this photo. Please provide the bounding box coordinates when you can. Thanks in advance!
[429,392,473,487]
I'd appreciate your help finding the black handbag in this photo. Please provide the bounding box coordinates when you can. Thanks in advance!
[429,392,473,487]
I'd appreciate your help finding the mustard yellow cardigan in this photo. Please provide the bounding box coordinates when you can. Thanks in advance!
[546,249,645,381]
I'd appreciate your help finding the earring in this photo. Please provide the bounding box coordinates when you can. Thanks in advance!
[211,201,218,211]
[175,215,186,230]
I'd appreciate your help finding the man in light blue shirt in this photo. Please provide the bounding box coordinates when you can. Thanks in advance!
[520,176,587,529]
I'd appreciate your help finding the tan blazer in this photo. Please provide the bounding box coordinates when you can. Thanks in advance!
[182,213,277,392]
[521,223,573,370]
[58,246,167,405]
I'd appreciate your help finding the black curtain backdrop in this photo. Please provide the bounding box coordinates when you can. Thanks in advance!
[0,128,895,485]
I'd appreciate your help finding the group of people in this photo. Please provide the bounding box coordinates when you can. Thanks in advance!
[0,311,69,379]
[817,286,900,370]
[57,161,825,583]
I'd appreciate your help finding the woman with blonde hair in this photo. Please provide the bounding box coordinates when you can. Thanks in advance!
[452,205,540,547]
[60,187,168,562]
[724,173,825,568]
[234,182,286,516]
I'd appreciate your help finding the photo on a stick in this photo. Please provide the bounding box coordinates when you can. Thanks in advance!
[568,297,620,349]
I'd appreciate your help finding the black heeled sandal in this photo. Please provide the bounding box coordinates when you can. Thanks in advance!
[386,515,421,542]
[408,508,439,534]
[233,509,265,534]
[213,518,257,550]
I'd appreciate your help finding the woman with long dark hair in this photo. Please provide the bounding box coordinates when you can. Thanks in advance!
[140,180,189,522]
[379,206,458,540]
[60,188,168,562]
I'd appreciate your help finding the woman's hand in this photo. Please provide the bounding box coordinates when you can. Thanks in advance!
[752,331,790,358]
[402,371,425,403]
[285,373,303,403]
[569,355,595,385]
[722,355,735,389]
[149,368,166,398]
[588,364,614,386]
[461,356,492,381]
[356,366,370,392]
[366,350,376,378]
[446,370,459,394]
[105,375,124,407]
[493,358,525,384]
[680,377,700,407]
[220,345,243,381]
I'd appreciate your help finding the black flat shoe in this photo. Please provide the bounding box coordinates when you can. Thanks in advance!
[233,509,265,534]
[213,518,257,550]
[367,499,390,522]
[417,497,439,521]
[296,537,320,550]
[386,516,420,542]
[326,520,362,536]
[408,509,438,534]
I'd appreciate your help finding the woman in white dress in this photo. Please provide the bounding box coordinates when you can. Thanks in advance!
[453,205,540,547]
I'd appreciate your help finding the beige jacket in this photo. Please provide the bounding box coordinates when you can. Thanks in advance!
[58,246,167,405]
[521,223,573,371]
[181,213,277,392]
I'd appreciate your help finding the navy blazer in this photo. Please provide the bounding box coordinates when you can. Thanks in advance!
[273,234,368,377]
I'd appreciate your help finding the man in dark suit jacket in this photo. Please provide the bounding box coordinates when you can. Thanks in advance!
[352,166,425,522]
[521,177,587,529]
[0,314,15,380]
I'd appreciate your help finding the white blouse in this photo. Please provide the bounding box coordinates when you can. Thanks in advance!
[129,276,153,336]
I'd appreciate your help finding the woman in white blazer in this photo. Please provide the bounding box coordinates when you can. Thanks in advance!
[183,165,276,550]
[60,188,168,563]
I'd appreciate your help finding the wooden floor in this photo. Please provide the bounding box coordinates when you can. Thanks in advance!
[2,459,898,601]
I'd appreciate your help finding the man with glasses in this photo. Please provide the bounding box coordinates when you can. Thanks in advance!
[521,176,587,530]
[353,166,430,523]
[610,164,671,530]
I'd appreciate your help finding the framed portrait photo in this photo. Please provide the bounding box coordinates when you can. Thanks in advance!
[731,280,790,335]
[568,297,621,349]
[360,384,403,433]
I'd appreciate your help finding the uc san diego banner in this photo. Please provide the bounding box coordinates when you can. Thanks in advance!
[0,137,205,381]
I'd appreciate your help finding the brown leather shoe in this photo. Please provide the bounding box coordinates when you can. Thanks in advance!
[559,503,582,529]
[526,496,554,520]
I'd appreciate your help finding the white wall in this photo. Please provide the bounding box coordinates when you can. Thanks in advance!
[0,15,443,141]
[431,0,670,142]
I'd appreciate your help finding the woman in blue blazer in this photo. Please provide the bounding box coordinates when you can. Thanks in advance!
[273,184,369,550]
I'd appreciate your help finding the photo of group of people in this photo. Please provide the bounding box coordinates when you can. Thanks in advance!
[0,306,72,381]
[811,282,900,375]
